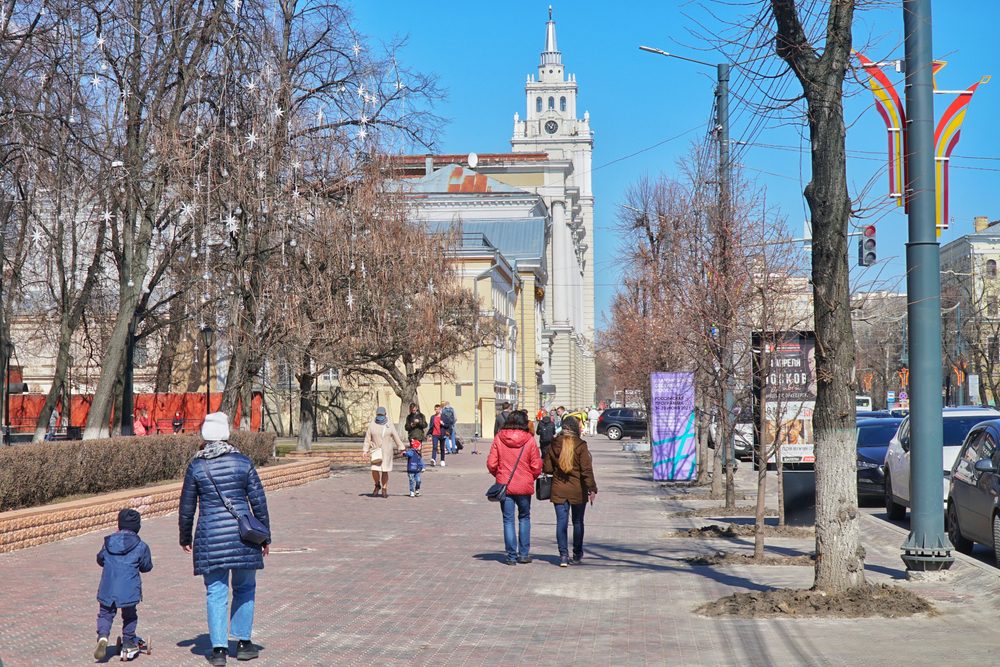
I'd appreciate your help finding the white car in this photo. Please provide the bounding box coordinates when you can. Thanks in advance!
[884,407,1000,520]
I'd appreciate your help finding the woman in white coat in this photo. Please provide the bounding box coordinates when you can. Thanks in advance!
[363,406,405,498]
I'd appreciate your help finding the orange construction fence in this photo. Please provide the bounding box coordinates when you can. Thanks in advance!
[6,392,263,433]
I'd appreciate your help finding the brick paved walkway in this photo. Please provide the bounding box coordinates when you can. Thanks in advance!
[4,436,1000,666]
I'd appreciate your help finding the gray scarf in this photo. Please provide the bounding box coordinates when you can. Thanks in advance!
[194,441,239,459]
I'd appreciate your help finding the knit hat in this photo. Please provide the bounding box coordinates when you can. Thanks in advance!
[411,440,421,449]
[376,406,386,416]
[118,508,141,533]
[202,412,230,441]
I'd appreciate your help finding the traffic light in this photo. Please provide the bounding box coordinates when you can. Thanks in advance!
[858,225,876,266]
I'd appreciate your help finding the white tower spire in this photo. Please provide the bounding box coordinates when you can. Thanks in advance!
[542,7,560,65]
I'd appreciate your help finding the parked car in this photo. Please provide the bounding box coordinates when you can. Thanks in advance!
[946,420,1000,556]
[856,417,903,501]
[596,407,647,440]
[707,411,753,460]
[884,407,1000,520]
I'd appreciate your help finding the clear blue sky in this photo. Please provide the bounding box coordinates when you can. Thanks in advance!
[352,1,1000,330]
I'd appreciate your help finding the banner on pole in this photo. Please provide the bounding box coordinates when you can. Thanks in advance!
[651,373,696,481]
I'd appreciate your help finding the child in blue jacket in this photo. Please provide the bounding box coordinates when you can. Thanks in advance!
[404,440,425,497]
[94,508,153,660]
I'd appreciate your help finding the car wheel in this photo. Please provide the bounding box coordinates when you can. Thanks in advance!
[992,514,1000,565]
[884,473,906,520]
[606,425,622,440]
[947,502,973,555]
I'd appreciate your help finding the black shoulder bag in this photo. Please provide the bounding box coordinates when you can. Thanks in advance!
[199,459,270,545]
[486,443,527,503]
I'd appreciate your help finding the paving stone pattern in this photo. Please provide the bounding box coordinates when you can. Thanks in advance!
[3,437,1000,666]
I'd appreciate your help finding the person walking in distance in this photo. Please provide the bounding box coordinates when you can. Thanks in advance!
[494,402,512,437]
[93,509,153,660]
[178,413,270,665]
[46,408,60,441]
[487,410,542,565]
[554,406,566,434]
[441,401,457,454]
[587,406,600,436]
[543,415,597,566]
[536,410,556,460]
[427,404,447,467]
[404,403,427,448]
[363,406,406,497]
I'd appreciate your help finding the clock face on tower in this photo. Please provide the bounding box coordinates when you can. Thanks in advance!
[544,120,559,134]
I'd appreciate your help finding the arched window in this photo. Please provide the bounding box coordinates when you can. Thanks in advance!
[560,96,566,112]
[536,97,542,112]
[548,96,555,110]
[989,259,997,278]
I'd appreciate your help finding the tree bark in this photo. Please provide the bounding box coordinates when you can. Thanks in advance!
[296,353,315,452]
[770,0,864,591]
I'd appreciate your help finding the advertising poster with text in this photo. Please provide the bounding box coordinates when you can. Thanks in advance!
[752,332,817,465]
[651,372,696,481]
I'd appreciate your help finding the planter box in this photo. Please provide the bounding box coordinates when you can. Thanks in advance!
[0,458,329,554]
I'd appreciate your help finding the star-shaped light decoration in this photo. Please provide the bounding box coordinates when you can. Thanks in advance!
[224,214,239,233]
[357,127,368,140]
[316,109,324,124]
[352,42,362,57]
[359,114,369,125]
[31,228,44,246]
[257,169,266,180]
[427,279,435,293]
[273,106,284,119]
[291,189,300,200]
[230,0,241,11]
[96,34,105,47]
[356,83,366,98]
[89,75,102,88]
[101,209,114,223]
[245,131,258,146]
[181,203,196,219]
[291,160,302,171]
[346,290,354,310]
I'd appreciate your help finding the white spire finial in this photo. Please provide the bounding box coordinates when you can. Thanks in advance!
[549,5,552,19]
[542,6,560,65]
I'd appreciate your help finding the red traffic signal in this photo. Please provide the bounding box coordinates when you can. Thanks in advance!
[858,225,876,266]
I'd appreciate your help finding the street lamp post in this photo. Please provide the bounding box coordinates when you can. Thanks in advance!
[201,325,214,417]
[122,311,141,436]
[2,340,12,445]
[66,355,74,439]
[640,45,736,501]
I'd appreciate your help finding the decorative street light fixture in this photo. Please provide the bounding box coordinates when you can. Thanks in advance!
[201,325,214,416]
[67,355,74,439]
[2,340,12,446]
[122,311,141,436]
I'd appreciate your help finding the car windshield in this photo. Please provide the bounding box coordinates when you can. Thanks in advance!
[943,416,996,447]
[857,422,901,447]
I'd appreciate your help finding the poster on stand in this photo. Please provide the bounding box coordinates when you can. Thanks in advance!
[651,373,696,481]
[752,331,817,465]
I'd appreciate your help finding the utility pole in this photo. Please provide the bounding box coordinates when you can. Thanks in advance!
[901,0,953,572]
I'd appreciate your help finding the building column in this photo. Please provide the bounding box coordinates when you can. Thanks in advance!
[552,200,572,326]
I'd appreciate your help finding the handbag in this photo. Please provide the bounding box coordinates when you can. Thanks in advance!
[486,441,527,503]
[199,459,270,545]
[369,425,387,465]
[535,474,552,501]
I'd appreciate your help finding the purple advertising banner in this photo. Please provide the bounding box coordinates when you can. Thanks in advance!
[651,373,696,481]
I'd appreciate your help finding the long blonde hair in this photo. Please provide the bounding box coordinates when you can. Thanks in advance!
[558,416,582,473]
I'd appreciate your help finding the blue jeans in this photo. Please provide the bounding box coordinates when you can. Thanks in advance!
[447,430,456,454]
[408,472,421,492]
[500,494,531,561]
[431,435,447,462]
[555,501,587,557]
[204,568,257,648]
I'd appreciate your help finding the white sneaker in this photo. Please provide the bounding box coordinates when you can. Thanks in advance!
[415,490,421,496]
[429,460,436,466]
[440,460,446,467]
[409,491,415,497]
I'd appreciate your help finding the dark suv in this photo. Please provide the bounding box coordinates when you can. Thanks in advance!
[596,408,647,440]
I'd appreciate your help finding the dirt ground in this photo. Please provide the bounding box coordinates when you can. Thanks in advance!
[669,506,776,517]
[685,551,814,567]
[665,523,814,540]
[695,583,935,619]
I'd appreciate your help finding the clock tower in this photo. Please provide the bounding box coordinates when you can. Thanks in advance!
[511,6,596,408]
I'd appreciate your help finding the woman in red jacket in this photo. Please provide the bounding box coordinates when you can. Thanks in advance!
[487,410,543,565]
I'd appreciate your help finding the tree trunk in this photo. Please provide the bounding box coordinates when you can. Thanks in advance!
[771,0,864,592]
[296,354,315,451]
[711,437,723,497]
[753,447,768,559]
[396,380,419,433]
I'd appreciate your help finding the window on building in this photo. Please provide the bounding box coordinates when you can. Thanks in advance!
[548,96,555,109]
[991,337,999,361]
[990,296,998,317]
[560,96,566,111]
[988,259,997,278]
[536,97,542,112]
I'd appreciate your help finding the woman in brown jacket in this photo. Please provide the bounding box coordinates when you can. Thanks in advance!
[542,415,597,566]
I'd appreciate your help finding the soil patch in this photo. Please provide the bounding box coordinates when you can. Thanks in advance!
[670,506,776,517]
[686,551,814,567]
[660,493,749,501]
[665,523,814,539]
[695,583,935,619]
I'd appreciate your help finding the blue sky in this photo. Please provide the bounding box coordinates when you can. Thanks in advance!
[352,1,1000,330]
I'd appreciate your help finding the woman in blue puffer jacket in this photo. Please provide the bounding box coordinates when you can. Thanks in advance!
[179,413,270,666]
